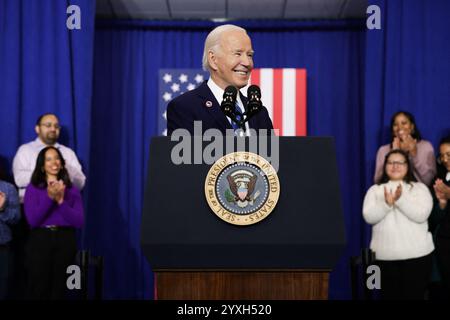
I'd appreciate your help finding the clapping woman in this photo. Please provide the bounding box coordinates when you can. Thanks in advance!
[364,149,434,299]
[374,111,436,186]
[24,146,84,299]
[431,135,450,297]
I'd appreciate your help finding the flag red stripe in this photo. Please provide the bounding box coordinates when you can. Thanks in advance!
[296,69,307,136]
[251,68,260,87]
[273,69,283,136]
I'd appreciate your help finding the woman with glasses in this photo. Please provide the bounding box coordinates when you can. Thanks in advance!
[374,111,436,186]
[363,149,434,300]
[429,135,450,297]
[24,146,84,300]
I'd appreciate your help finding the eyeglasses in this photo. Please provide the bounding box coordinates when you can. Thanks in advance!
[386,161,407,166]
[40,123,61,130]
[438,152,450,164]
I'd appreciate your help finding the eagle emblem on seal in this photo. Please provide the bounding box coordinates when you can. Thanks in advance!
[225,169,261,208]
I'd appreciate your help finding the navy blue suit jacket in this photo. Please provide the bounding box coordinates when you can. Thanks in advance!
[167,81,273,135]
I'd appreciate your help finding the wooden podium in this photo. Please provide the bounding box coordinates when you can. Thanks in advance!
[155,270,329,300]
[142,137,346,300]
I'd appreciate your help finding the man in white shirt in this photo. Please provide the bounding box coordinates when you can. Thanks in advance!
[12,113,86,201]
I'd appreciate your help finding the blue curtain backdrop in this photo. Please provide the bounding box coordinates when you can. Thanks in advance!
[0,0,95,170]
[92,19,365,299]
[2,0,450,300]
[364,0,450,194]
[0,0,96,295]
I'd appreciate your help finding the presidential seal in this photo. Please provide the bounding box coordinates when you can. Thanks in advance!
[204,152,280,226]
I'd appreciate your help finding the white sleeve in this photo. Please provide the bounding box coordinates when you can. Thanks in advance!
[362,185,393,225]
[395,183,433,223]
[63,148,86,190]
[12,145,33,189]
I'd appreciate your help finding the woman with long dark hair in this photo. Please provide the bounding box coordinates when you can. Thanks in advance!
[374,111,436,186]
[364,149,434,299]
[24,146,84,299]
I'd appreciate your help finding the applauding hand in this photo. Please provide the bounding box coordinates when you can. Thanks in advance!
[47,180,66,205]
[0,191,6,212]
[394,130,417,156]
[434,179,449,209]
[400,135,418,157]
[384,184,402,207]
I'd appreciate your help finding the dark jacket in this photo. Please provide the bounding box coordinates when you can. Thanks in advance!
[167,81,273,135]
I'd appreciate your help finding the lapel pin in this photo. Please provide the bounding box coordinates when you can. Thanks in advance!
[205,100,213,108]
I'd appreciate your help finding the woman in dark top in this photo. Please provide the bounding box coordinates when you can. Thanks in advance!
[431,135,450,297]
[0,163,20,299]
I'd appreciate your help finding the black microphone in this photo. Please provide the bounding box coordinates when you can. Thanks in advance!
[245,85,262,117]
[220,85,239,122]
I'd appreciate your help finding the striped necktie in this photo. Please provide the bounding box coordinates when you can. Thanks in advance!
[231,103,243,131]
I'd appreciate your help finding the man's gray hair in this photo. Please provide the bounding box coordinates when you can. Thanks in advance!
[202,24,247,72]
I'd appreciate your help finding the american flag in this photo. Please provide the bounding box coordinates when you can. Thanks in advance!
[158,68,307,136]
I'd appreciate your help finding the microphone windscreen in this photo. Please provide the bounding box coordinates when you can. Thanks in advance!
[247,85,261,98]
[224,85,238,98]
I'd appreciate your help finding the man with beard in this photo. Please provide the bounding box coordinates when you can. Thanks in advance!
[12,113,86,201]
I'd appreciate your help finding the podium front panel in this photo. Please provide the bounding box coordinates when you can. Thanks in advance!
[141,137,346,269]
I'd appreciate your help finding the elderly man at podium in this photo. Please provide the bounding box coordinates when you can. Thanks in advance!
[167,24,273,136]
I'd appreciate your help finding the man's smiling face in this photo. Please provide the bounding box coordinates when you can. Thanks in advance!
[210,30,254,90]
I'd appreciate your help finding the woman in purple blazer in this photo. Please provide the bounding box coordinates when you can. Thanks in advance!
[24,146,84,299]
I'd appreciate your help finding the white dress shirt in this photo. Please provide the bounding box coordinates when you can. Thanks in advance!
[12,138,86,200]
[207,78,251,136]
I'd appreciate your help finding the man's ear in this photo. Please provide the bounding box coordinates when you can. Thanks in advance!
[208,50,218,71]
[35,125,40,136]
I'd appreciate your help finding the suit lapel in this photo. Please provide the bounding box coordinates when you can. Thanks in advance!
[196,82,232,131]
